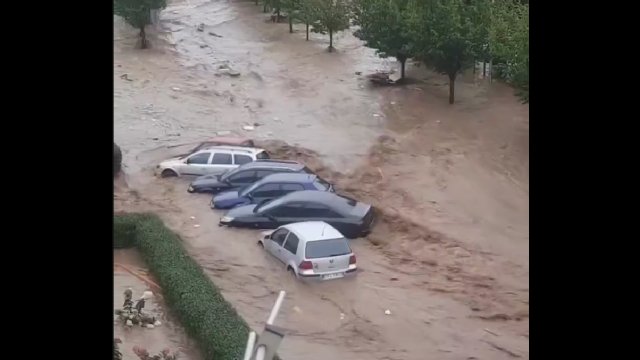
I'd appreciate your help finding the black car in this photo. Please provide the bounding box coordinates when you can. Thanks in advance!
[187,160,313,194]
[219,191,375,239]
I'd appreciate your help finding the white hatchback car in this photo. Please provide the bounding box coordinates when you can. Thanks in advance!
[156,146,269,177]
[258,221,357,281]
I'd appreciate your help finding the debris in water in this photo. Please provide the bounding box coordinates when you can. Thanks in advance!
[355,71,362,75]
[115,289,158,329]
[390,277,398,281]
[208,31,223,37]
[293,306,302,314]
[436,120,441,124]
[152,137,159,141]
[372,113,382,118]
[190,216,196,220]
[200,44,208,48]
[340,313,345,320]
[171,87,181,92]
[194,224,201,228]
[273,116,281,121]
[196,23,205,32]
[384,309,392,315]
[253,122,262,127]
[242,125,255,131]
[120,74,133,81]
[390,101,396,105]
[484,328,499,336]
[216,130,231,136]
[146,324,155,329]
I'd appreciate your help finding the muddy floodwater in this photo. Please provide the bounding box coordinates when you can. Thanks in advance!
[115,1,529,359]
[114,250,201,360]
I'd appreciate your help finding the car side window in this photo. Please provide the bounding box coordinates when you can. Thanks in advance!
[281,183,305,192]
[252,183,282,198]
[234,154,253,165]
[269,203,304,217]
[303,203,342,218]
[270,228,289,246]
[211,153,232,165]
[283,233,299,254]
[228,170,256,184]
[255,170,274,179]
[187,152,211,165]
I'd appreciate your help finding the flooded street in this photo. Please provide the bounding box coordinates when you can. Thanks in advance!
[114,1,529,359]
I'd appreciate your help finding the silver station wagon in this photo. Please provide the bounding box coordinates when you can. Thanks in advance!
[258,221,357,281]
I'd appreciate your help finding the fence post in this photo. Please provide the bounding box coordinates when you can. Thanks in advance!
[243,291,287,360]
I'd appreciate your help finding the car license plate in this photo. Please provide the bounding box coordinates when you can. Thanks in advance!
[322,273,344,280]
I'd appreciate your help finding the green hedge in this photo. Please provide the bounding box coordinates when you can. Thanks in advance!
[114,213,251,360]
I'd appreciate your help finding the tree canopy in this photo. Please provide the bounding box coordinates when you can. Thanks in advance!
[114,0,167,48]
[311,0,351,52]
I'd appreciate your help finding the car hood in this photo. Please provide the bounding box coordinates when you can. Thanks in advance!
[191,175,227,188]
[226,204,258,218]
[159,158,184,168]
[213,191,241,203]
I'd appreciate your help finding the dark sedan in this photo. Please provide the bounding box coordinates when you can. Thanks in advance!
[211,173,333,209]
[219,191,375,239]
[187,160,313,194]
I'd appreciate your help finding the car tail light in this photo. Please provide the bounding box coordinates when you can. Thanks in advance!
[349,255,356,264]
[299,261,313,270]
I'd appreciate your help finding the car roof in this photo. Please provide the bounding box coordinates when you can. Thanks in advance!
[284,221,344,242]
[197,146,266,154]
[237,160,305,171]
[260,173,316,183]
[274,191,358,214]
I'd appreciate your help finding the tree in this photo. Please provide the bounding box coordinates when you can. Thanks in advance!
[311,0,351,52]
[114,0,167,49]
[490,0,529,102]
[406,0,487,104]
[282,0,302,33]
[298,0,319,40]
[353,0,415,80]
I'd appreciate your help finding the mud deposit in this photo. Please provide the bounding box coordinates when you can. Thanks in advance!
[114,250,201,360]
[115,0,529,359]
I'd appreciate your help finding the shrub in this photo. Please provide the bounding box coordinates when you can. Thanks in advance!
[113,213,253,360]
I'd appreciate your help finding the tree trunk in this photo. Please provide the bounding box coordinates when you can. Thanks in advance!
[289,16,293,33]
[482,61,487,77]
[277,8,281,22]
[139,26,147,49]
[328,29,333,52]
[398,55,407,80]
[448,73,456,104]
[264,3,267,12]
[306,23,309,40]
[255,0,258,5]
[473,60,476,74]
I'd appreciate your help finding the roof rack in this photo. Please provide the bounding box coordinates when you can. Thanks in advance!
[254,159,300,164]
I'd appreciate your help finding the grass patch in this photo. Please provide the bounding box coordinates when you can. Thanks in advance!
[114,213,251,360]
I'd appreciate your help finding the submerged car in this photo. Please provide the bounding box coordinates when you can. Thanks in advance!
[258,221,357,281]
[219,190,375,238]
[211,173,333,209]
[156,146,269,178]
[188,160,313,194]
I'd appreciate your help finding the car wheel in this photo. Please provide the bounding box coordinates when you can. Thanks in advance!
[161,169,178,178]
[257,241,264,248]
[287,266,297,278]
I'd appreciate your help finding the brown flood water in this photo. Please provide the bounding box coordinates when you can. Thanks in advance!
[115,1,529,359]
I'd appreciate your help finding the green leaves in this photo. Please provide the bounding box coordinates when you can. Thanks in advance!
[311,0,351,49]
[114,213,253,360]
[114,0,166,29]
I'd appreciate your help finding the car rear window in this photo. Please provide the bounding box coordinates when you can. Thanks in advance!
[305,238,351,259]
[256,151,270,160]
[313,177,331,191]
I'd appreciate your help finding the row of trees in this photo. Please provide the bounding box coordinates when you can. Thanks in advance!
[115,0,528,104]
[261,0,528,103]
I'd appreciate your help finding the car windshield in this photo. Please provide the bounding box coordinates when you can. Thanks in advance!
[219,168,237,181]
[239,179,266,197]
[305,238,351,259]
[254,197,282,213]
